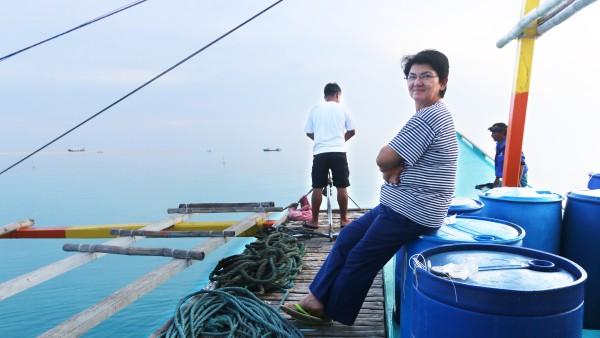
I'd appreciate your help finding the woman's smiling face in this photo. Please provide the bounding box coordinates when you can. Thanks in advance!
[407,63,447,110]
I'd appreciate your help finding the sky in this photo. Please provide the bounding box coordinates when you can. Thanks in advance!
[1,0,599,195]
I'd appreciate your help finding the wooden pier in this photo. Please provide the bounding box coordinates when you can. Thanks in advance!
[261,211,388,337]
[2,203,391,337]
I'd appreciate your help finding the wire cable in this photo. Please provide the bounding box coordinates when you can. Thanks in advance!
[0,0,285,177]
[0,0,148,63]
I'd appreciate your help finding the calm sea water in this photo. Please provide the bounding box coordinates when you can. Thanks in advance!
[0,148,386,337]
[0,139,493,337]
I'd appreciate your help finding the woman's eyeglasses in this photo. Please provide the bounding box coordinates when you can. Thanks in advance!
[404,73,438,82]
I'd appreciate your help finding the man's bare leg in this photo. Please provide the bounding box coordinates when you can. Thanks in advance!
[306,188,322,228]
[337,187,351,226]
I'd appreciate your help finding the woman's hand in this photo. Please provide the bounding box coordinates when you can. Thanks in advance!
[382,165,405,185]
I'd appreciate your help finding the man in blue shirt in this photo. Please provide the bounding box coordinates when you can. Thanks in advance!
[488,122,528,187]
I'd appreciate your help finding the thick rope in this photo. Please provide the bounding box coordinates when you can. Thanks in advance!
[209,229,305,294]
[157,287,302,338]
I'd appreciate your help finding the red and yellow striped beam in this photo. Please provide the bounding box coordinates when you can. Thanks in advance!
[503,0,539,187]
[0,221,238,239]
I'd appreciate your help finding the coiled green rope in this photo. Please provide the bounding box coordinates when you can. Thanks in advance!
[157,286,303,338]
[209,229,305,294]
[158,228,307,337]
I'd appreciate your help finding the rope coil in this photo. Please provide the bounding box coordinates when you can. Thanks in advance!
[208,229,305,294]
[158,228,306,337]
[157,287,302,338]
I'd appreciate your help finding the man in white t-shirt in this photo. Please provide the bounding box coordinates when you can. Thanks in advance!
[304,83,356,228]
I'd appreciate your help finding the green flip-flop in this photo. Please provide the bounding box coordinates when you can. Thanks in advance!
[281,303,333,325]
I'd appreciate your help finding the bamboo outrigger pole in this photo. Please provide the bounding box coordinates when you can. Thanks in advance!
[538,0,598,36]
[0,213,196,301]
[168,202,282,214]
[42,211,287,338]
[62,243,206,260]
[109,229,236,237]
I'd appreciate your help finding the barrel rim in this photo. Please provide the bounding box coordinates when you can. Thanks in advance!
[412,243,587,316]
[449,197,484,212]
[419,216,526,244]
[479,188,564,203]
[566,190,600,202]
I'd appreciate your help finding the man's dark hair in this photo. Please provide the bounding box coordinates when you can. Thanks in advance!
[401,49,450,98]
[324,83,342,97]
[488,122,508,133]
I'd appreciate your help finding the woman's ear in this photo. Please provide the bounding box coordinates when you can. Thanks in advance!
[440,77,448,91]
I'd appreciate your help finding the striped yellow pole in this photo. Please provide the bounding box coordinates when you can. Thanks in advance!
[503,0,539,187]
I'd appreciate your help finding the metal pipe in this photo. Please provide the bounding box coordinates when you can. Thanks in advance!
[538,0,575,25]
[496,0,564,48]
[327,174,334,242]
[62,243,206,260]
[538,0,598,36]
[109,229,236,237]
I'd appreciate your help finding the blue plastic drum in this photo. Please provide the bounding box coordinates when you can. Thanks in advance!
[447,196,484,216]
[395,196,489,317]
[412,243,586,338]
[561,189,600,329]
[587,172,600,189]
[396,216,524,337]
[478,187,563,253]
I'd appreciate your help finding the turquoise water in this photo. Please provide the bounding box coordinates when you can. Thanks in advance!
[0,148,382,337]
[0,138,497,337]
[4,137,588,337]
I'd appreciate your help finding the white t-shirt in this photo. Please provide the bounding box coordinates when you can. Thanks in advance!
[304,101,355,155]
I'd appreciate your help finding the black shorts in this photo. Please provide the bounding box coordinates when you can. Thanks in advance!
[311,152,350,188]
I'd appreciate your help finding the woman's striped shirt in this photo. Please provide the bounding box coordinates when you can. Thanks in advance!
[380,101,458,228]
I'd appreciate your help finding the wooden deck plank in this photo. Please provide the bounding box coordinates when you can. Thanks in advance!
[260,209,388,337]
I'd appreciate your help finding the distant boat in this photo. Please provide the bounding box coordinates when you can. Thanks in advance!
[263,148,281,152]
[68,147,85,152]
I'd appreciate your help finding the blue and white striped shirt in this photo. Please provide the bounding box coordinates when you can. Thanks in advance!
[380,101,457,228]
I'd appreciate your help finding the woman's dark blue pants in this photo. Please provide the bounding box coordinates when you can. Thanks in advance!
[309,204,436,325]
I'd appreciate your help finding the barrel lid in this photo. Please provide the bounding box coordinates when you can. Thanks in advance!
[479,187,563,202]
[588,172,600,177]
[423,216,524,244]
[424,248,578,291]
[448,197,483,213]
[413,244,586,316]
[567,189,600,201]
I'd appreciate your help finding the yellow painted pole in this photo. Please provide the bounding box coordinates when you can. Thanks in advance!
[503,0,539,187]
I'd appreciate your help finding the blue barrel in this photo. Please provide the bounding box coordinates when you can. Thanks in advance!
[395,196,485,321]
[412,243,586,338]
[587,172,600,189]
[447,196,484,216]
[478,187,563,253]
[396,216,525,337]
[561,189,600,329]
